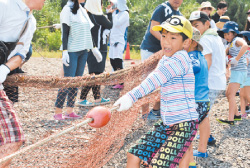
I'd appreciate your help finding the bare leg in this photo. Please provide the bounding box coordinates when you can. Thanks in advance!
[179,146,192,168]
[126,152,141,168]
[189,143,195,164]
[0,142,22,168]
[142,104,149,116]
[66,107,74,115]
[242,86,250,115]
[153,101,160,111]
[226,83,240,121]
[55,107,62,115]
[240,88,246,115]
[198,117,210,153]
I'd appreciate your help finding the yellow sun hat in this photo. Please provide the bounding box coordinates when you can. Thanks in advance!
[152,15,193,39]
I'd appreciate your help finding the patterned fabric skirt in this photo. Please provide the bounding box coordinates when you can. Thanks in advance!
[0,90,25,146]
[128,119,198,168]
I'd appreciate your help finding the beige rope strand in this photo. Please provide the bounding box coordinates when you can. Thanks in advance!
[0,118,93,165]
[0,106,121,165]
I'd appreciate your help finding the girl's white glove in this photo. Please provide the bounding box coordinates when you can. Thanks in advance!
[229,57,238,65]
[92,47,102,63]
[113,94,133,111]
[53,24,61,29]
[0,64,10,84]
[62,50,70,66]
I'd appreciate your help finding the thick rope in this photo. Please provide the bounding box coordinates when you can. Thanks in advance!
[4,50,163,88]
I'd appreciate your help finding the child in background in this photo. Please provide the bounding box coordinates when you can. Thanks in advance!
[189,11,226,156]
[239,31,250,118]
[187,27,210,167]
[217,21,248,125]
[114,16,198,168]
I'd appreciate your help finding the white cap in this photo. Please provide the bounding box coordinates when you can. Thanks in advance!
[117,0,128,11]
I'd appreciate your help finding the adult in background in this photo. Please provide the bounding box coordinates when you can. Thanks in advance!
[54,0,93,120]
[108,0,129,89]
[198,1,217,29]
[0,1,45,167]
[139,0,183,120]
[212,1,228,23]
[245,9,250,31]
[77,0,114,106]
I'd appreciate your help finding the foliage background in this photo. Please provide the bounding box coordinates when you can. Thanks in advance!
[32,0,250,51]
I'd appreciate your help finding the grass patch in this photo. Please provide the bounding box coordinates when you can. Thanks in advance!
[32,50,62,58]
[32,49,141,60]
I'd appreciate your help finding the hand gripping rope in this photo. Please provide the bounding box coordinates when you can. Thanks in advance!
[0,106,118,165]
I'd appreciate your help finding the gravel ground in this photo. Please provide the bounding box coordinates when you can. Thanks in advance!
[10,57,250,168]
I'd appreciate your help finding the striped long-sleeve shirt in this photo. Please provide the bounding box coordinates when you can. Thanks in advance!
[127,50,198,125]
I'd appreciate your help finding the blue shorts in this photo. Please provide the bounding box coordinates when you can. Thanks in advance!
[230,70,247,87]
[241,77,250,88]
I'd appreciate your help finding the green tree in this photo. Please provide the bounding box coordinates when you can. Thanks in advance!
[127,0,200,46]
[32,0,61,51]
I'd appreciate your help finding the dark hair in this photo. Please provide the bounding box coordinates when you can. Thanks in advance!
[159,31,189,41]
[217,1,227,9]
[243,36,250,45]
[191,18,208,25]
[180,33,189,41]
[71,0,79,15]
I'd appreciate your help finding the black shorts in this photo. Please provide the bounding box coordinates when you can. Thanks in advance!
[128,119,198,168]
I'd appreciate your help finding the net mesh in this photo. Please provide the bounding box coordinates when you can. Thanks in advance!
[1,50,163,167]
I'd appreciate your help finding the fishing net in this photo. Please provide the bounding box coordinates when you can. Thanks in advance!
[0,50,163,167]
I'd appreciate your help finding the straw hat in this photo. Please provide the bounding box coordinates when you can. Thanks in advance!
[216,16,230,29]
[198,1,215,11]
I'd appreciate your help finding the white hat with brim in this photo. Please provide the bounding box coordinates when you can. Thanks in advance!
[198,1,215,11]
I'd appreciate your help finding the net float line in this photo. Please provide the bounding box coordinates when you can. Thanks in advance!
[0,106,118,165]
[4,50,163,88]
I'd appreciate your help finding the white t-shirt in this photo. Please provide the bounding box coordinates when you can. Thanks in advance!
[110,11,129,45]
[0,0,36,90]
[200,34,226,90]
[60,3,93,52]
[210,19,217,30]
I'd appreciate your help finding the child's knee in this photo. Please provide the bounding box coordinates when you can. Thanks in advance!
[127,152,141,163]
[226,91,235,99]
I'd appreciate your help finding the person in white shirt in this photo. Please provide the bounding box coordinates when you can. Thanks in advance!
[54,0,94,120]
[0,0,45,167]
[108,0,129,89]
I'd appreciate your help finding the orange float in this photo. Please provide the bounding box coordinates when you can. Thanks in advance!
[86,106,111,128]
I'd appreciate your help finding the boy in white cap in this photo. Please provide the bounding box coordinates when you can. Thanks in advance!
[114,15,198,168]
[189,10,226,157]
